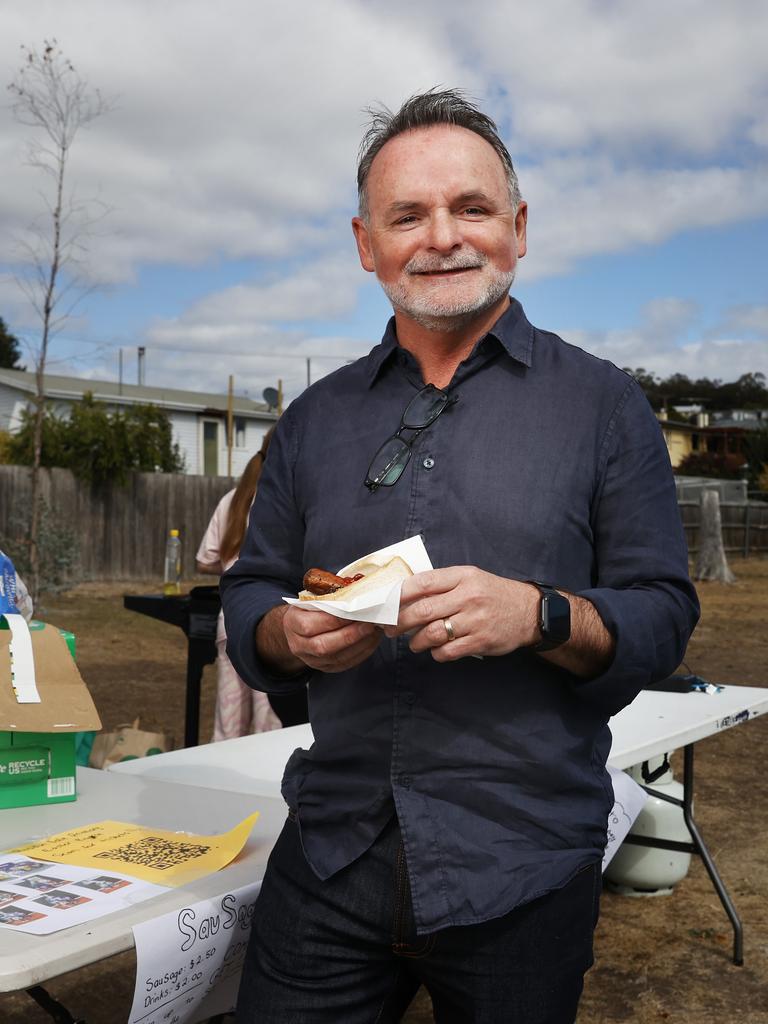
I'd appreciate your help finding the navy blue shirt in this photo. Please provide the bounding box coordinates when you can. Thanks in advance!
[221,299,699,934]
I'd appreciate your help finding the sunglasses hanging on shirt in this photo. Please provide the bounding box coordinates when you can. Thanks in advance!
[364,384,457,492]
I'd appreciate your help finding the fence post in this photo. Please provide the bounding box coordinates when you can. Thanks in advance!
[743,501,751,559]
[695,490,736,583]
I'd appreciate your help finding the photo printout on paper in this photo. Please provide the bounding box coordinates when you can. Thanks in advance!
[0,852,169,934]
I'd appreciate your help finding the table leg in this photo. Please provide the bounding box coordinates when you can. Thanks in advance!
[185,638,205,748]
[624,743,744,965]
[26,985,87,1023]
[681,743,744,966]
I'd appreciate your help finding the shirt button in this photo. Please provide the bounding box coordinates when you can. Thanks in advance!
[399,775,412,789]
[422,456,435,470]
[404,692,416,705]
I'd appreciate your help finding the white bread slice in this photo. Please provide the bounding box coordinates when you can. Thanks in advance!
[298,556,413,602]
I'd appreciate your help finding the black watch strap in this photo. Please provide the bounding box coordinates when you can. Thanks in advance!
[526,581,571,652]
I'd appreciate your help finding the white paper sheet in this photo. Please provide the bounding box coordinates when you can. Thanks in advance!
[130,881,261,1024]
[283,534,433,626]
[602,767,648,870]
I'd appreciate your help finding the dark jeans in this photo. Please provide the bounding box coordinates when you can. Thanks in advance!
[236,814,601,1024]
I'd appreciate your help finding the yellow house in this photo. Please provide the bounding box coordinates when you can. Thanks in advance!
[657,413,696,467]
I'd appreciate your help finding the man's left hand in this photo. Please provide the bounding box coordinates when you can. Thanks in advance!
[384,567,540,661]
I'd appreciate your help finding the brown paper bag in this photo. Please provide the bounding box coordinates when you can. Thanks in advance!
[88,717,172,769]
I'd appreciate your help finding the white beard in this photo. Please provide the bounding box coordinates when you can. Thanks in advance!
[379,249,516,332]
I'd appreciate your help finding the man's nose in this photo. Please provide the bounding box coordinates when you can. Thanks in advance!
[425,210,462,252]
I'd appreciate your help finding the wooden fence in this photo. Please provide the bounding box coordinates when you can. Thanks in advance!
[2,466,766,585]
[679,499,768,557]
[0,465,234,583]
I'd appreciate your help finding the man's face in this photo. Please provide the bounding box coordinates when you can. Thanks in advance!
[352,125,527,330]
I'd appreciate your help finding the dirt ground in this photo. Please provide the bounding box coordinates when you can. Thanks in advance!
[1,558,767,1023]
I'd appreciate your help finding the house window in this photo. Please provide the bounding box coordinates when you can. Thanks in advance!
[202,419,219,476]
[235,417,246,448]
[691,433,699,451]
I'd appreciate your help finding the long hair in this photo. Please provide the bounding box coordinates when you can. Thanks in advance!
[219,425,275,565]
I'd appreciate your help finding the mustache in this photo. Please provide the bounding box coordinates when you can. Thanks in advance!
[405,249,488,275]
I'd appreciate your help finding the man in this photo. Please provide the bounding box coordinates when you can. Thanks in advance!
[221,89,699,1023]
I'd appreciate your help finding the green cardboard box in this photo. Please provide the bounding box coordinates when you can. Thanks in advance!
[0,620,101,809]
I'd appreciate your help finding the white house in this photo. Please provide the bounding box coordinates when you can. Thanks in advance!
[0,368,278,477]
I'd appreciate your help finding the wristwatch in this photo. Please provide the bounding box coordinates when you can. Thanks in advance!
[526,581,571,651]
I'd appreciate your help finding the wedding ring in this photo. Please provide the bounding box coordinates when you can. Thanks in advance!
[443,618,455,641]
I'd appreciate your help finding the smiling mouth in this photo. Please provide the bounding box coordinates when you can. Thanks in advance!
[412,266,481,276]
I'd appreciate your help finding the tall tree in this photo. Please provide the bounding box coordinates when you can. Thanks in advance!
[7,40,112,599]
[0,317,24,369]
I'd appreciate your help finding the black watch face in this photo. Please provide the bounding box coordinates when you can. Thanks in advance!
[542,593,570,643]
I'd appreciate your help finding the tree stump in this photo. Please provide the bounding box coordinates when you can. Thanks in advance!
[694,489,736,583]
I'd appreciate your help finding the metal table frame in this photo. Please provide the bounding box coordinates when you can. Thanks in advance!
[624,742,744,965]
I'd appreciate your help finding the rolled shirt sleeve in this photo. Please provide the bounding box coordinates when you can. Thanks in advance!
[220,408,311,694]
[573,379,700,715]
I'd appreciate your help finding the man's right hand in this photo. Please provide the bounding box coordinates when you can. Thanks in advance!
[256,604,382,675]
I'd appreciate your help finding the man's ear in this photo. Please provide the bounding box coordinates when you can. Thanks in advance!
[515,202,528,260]
[351,216,375,273]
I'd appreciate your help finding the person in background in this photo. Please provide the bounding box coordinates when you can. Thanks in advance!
[196,427,282,740]
[0,548,33,621]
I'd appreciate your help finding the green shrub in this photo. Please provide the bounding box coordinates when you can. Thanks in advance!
[6,394,185,484]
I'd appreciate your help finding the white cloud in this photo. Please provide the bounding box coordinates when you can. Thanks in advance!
[716,304,768,338]
[560,297,768,381]
[519,160,768,279]
[1,0,766,394]
[2,0,766,289]
[148,255,362,340]
[433,0,768,158]
[144,254,364,354]
[0,1,466,283]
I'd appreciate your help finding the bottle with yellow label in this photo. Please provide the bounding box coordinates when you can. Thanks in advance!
[163,529,182,596]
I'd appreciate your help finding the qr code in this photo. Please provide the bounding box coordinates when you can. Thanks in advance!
[94,837,211,870]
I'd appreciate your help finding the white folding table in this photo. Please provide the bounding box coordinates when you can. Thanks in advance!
[2,686,766,1020]
[113,685,768,965]
[0,768,287,1011]
[609,684,768,965]
[109,684,768,786]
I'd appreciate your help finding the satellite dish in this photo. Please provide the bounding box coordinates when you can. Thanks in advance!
[262,387,279,411]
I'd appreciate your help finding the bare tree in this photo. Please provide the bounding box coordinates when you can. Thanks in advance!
[7,40,113,599]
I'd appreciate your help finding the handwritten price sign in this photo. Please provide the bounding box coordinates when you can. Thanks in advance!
[130,881,261,1024]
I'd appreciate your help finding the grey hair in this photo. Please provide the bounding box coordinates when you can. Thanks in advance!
[356,88,521,221]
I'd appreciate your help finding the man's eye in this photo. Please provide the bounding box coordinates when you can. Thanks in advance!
[396,214,418,225]
[463,207,485,216]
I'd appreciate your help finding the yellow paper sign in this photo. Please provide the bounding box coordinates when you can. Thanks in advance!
[10,813,259,887]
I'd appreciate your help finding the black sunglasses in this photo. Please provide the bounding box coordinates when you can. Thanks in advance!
[364,384,457,492]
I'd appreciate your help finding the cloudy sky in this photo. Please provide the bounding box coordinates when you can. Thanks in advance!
[1,0,766,404]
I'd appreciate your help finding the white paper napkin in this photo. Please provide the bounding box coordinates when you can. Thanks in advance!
[283,535,432,626]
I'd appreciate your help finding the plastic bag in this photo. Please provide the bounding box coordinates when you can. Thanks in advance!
[88,717,171,768]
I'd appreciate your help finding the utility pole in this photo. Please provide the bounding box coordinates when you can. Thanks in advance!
[227,374,234,477]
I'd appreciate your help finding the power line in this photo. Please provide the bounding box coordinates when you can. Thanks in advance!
[37,334,367,362]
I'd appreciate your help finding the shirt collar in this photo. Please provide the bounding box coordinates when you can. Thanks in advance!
[363,297,534,388]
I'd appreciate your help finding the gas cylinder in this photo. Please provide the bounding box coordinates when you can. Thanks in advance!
[604,753,693,896]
